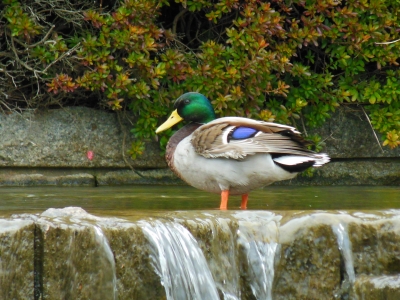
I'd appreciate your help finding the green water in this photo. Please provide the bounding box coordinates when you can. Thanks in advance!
[0,185,399,217]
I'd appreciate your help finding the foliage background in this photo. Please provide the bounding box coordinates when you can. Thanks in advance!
[1,0,400,155]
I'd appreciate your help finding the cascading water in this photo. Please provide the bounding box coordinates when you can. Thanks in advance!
[332,222,355,284]
[234,211,281,300]
[140,220,220,300]
[189,215,240,300]
[93,225,118,299]
[140,212,282,300]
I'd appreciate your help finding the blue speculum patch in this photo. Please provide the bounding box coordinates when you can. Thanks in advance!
[231,127,257,139]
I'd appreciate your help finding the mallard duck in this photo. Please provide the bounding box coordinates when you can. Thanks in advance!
[156,92,330,210]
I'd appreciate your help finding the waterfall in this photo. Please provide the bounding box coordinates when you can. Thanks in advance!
[93,225,118,300]
[332,222,355,284]
[235,211,280,300]
[195,215,240,300]
[140,213,281,300]
[140,220,220,300]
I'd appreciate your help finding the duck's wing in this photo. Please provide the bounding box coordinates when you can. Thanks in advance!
[191,117,329,167]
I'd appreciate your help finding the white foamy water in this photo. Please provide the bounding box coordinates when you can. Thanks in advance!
[332,223,355,284]
[140,220,220,300]
[93,225,118,300]
[235,211,281,300]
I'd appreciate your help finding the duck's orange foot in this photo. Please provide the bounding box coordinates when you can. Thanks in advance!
[220,190,229,210]
[241,194,248,209]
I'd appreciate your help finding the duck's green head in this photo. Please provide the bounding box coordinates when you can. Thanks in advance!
[156,92,216,133]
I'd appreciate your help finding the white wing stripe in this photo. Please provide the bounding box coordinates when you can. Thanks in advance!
[221,125,235,144]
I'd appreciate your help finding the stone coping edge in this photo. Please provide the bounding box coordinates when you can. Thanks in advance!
[0,159,398,187]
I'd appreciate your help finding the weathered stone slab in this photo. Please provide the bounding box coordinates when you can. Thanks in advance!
[102,222,166,300]
[95,159,400,186]
[0,159,398,186]
[281,160,400,186]
[0,107,166,168]
[96,168,183,185]
[0,218,35,300]
[273,214,343,299]
[0,172,95,186]
[32,208,165,300]
[352,275,400,300]
[309,106,400,158]
[0,105,398,166]
[349,215,400,275]
[35,208,117,300]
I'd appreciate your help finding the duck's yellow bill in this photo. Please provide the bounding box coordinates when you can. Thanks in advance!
[155,109,184,134]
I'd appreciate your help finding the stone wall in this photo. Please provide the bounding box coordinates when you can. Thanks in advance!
[0,106,398,186]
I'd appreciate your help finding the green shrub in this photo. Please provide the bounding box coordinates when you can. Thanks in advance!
[0,0,96,109]
[1,0,400,153]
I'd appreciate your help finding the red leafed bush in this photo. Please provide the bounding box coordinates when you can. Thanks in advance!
[1,0,400,151]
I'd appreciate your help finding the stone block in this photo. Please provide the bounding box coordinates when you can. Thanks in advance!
[283,160,400,186]
[309,106,400,158]
[349,217,400,275]
[36,208,117,300]
[102,221,165,300]
[352,275,400,300]
[0,107,166,168]
[0,218,35,300]
[96,169,183,186]
[0,173,95,187]
[273,214,342,299]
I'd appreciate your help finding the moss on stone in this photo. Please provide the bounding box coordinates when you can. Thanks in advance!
[0,219,35,299]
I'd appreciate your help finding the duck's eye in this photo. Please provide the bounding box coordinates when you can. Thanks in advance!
[184,99,190,104]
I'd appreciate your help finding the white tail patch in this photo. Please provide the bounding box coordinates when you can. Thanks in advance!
[312,153,330,167]
[273,153,330,167]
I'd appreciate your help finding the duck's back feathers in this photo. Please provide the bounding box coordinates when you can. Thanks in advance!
[191,117,329,169]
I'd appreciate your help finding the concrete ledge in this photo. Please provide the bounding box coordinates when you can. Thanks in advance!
[282,160,400,186]
[0,158,398,187]
[96,169,184,186]
[0,173,95,187]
